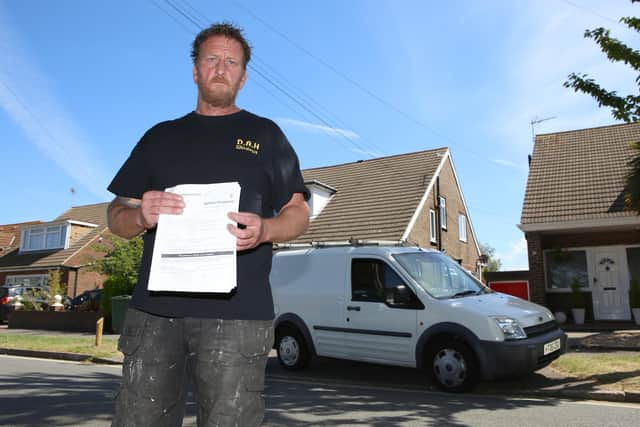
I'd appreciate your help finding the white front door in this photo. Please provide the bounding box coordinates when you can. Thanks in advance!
[592,250,630,320]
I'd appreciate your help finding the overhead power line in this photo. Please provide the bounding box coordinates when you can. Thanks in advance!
[250,55,384,154]
[150,0,195,34]
[163,0,206,29]
[248,65,374,155]
[231,0,487,159]
[149,0,380,158]
[252,57,347,136]
[173,0,209,26]
[561,0,624,26]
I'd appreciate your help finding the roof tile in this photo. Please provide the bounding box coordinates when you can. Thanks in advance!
[293,148,448,243]
[0,203,109,270]
[521,122,640,224]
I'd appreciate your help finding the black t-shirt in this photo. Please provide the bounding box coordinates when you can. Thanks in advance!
[108,110,308,320]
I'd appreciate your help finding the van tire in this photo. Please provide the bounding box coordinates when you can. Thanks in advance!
[426,339,479,393]
[276,326,310,370]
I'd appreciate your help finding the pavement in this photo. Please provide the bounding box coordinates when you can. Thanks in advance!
[1,323,639,404]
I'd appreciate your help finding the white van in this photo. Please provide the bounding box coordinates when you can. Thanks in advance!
[270,244,567,392]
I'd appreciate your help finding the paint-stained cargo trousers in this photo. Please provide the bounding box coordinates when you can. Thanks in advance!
[112,308,274,427]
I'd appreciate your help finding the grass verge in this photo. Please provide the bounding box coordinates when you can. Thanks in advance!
[0,334,120,360]
[551,352,640,391]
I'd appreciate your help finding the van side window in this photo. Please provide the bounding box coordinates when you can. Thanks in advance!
[351,259,387,302]
[351,259,423,309]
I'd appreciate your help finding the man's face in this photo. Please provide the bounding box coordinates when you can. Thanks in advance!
[192,35,247,108]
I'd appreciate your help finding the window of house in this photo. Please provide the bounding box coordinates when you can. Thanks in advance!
[5,274,49,287]
[21,224,67,252]
[26,227,44,250]
[544,249,589,290]
[439,196,447,230]
[429,209,437,244]
[627,247,640,283]
[458,213,467,242]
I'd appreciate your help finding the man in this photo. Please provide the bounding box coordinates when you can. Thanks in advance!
[107,23,309,426]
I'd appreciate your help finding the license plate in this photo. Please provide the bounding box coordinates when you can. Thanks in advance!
[543,338,561,355]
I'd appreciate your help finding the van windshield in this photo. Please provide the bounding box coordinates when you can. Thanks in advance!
[393,252,490,299]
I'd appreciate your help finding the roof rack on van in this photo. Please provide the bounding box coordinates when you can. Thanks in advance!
[273,239,411,250]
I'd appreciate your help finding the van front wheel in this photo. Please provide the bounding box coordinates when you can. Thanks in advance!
[426,339,479,392]
[276,326,310,370]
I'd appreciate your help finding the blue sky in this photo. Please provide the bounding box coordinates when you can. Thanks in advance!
[1,0,638,270]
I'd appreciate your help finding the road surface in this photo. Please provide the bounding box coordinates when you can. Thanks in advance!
[1,355,638,426]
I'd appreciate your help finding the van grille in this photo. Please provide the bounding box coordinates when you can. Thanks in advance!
[524,320,558,338]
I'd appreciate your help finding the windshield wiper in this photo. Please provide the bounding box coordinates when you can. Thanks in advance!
[451,290,479,298]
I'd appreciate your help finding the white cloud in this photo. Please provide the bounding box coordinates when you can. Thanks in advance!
[348,146,384,158]
[497,237,529,271]
[488,158,527,171]
[276,117,361,140]
[0,6,111,200]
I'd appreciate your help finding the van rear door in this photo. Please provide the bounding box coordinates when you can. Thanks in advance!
[342,256,421,367]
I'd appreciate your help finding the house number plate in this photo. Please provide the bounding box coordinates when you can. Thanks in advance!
[544,338,561,355]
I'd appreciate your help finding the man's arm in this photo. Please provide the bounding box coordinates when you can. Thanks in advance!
[227,192,309,251]
[263,192,310,243]
[107,191,185,239]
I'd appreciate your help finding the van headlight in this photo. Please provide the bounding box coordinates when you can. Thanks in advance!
[491,316,527,340]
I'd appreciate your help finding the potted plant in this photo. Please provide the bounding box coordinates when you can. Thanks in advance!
[630,278,640,326]
[570,278,586,325]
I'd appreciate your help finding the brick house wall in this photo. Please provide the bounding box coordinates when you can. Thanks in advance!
[437,159,479,272]
[69,224,95,243]
[408,201,430,248]
[65,234,109,297]
[407,158,479,273]
[67,267,105,297]
[526,232,546,305]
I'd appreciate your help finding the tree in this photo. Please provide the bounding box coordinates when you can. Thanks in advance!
[47,269,66,298]
[563,0,640,210]
[479,243,502,276]
[93,235,143,291]
[92,235,143,329]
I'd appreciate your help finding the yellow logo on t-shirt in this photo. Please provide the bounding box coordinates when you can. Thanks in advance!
[236,138,260,155]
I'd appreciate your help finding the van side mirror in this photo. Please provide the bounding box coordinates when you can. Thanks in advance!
[394,285,412,304]
[385,284,412,306]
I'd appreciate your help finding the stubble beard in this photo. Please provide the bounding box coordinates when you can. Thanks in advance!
[199,79,239,108]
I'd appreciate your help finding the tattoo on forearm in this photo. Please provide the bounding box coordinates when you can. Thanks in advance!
[107,197,144,236]
[115,197,142,208]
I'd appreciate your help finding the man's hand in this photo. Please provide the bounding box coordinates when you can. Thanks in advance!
[226,192,309,251]
[138,191,185,230]
[108,191,184,239]
[227,212,266,251]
